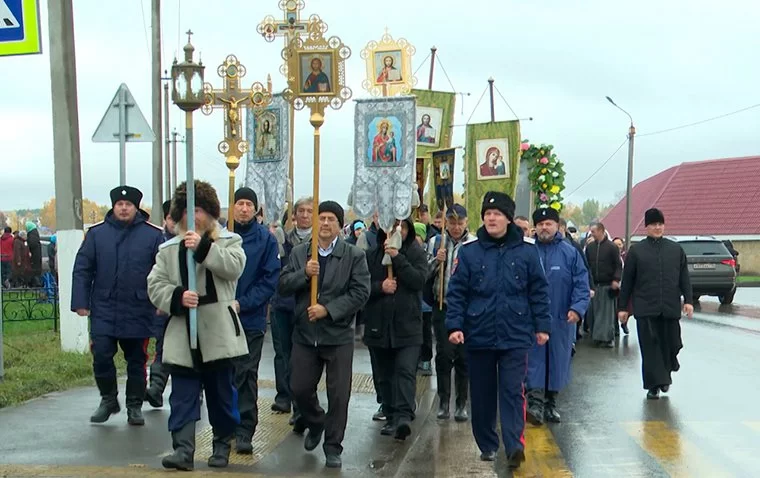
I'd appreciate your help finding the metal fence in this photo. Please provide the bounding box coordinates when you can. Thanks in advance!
[1,287,60,332]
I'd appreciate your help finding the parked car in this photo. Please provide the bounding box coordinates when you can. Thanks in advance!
[677,237,737,304]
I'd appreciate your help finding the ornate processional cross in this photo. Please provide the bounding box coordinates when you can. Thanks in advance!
[202,55,272,230]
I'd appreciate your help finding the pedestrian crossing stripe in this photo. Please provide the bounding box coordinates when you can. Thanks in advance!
[520,426,573,477]
[622,421,732,478]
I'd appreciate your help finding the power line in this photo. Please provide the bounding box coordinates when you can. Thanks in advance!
[564,138,628,199]
[139,0,150,56]
[638,102,760,138]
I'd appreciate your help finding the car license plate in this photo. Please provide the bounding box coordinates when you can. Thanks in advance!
[693,263,715,269]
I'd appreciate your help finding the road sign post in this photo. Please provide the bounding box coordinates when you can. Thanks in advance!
[0,0,42,57]
[92,83,155,185]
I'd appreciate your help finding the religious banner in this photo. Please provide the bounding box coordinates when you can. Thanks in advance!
[432,148,456,213]
[464,120,521,232]
[412,89,456,158]
[351,96,416,231]
[245,94,290,226]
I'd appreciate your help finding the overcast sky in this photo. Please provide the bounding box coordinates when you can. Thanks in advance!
[1,0,759,212]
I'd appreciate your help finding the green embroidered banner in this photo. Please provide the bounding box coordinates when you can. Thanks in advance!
[412,89,456,214]
[464,120,521,232]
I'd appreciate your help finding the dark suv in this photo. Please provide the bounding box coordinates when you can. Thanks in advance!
[677,237,737,304]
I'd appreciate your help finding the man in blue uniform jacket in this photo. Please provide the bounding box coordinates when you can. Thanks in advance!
[71,186,164,425]
[446,191,551,470]
[230,187,281,454]
[526,208,590,426]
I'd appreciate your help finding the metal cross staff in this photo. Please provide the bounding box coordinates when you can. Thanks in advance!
[202,55,272,232]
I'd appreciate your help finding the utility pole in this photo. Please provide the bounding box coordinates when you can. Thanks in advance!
[150,0,163,224]
[170,129,185,190]
[163,72,171,198]
[48,0,87,353]
[606,96,635,253]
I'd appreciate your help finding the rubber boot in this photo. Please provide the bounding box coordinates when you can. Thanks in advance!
[90,377,120,423]
[208,434,233,468]
[145,361,168,408]
[125,377,146,426]
[162,422,196,471]
[544,391,561,423]
[526,389,545,426]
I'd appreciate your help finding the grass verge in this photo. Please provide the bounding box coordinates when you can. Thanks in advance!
[1,327,155,409]
[737,276,760,284]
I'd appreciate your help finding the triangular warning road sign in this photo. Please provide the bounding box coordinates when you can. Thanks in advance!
[92,83,156,143]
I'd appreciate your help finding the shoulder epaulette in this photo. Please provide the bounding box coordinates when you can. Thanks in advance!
[85,221,104,234]
[463,237,479,246]
[523,236,536,244]
[145,222,163,231]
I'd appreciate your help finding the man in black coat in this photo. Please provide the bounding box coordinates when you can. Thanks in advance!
[363,218,428,441]
[278,201,371,469]
[618,208,693,399]
[585,223,622,347]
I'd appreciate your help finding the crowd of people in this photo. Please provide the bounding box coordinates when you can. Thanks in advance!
[0,222,56,289]
[66,181,694,472]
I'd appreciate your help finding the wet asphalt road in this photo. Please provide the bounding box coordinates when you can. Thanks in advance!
[0,306,759,477]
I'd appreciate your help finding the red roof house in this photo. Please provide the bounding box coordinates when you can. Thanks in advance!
[601,155,760,239]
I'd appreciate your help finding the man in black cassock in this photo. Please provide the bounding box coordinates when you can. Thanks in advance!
[617,208,693,399]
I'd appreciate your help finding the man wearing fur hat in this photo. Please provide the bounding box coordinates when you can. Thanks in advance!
[526,207,590,426]
[72,185,164,426]
[279,200,370,469]
[148,180,248,470]
[363,218,428,440]
[427,203,475,421]
[446,191,551,470]
[230,187,281,454]
[618,208,693,400]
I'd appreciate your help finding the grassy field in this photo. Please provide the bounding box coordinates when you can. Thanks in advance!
[737,275,760,284]
[1,319,155,409]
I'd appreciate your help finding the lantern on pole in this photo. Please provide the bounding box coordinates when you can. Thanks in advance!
[170,30,205,349]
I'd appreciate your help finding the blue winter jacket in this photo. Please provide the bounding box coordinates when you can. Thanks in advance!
[71,210,164,338]
[526,232,590,391]
[234,221,281,332]
[445,224,552,350]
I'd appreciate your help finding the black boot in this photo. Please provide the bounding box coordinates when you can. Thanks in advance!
[162,422,195,471]
[437,397,450,420]
[125,377,146,426]
[145,361,168,408]
[508,449,525,469]
[544,391,561,423]
[208,434,232,468]
[90,377,120,423]
[526,389,545,426]
[235,433,253,454]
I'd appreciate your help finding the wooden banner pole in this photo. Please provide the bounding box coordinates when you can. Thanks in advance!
[309,108,324,307]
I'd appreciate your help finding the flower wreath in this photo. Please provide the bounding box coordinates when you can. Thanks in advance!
[520,140,565,211]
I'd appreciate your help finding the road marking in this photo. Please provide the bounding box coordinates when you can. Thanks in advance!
[0,464,270,477]
[516,425,573,477]
[685,421,760,474]
[622,421,732,477]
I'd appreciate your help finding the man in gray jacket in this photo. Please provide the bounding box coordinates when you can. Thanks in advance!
[279,200,370,469]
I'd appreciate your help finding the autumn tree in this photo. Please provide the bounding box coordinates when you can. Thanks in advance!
[40,198,111,230]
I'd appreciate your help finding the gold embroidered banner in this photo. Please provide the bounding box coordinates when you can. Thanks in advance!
[464,120,521,232]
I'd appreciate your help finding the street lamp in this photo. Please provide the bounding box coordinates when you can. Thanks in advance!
[171,30,205,350]
[606,96,636,253]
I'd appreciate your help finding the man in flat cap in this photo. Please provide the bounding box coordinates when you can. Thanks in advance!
[230,187,281,454]
[427,203,475,422]
[72,185,164,426]
[525,207,590,425]
[446,191,551,470]
[618,208,693,399]
[279,200,370,469]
